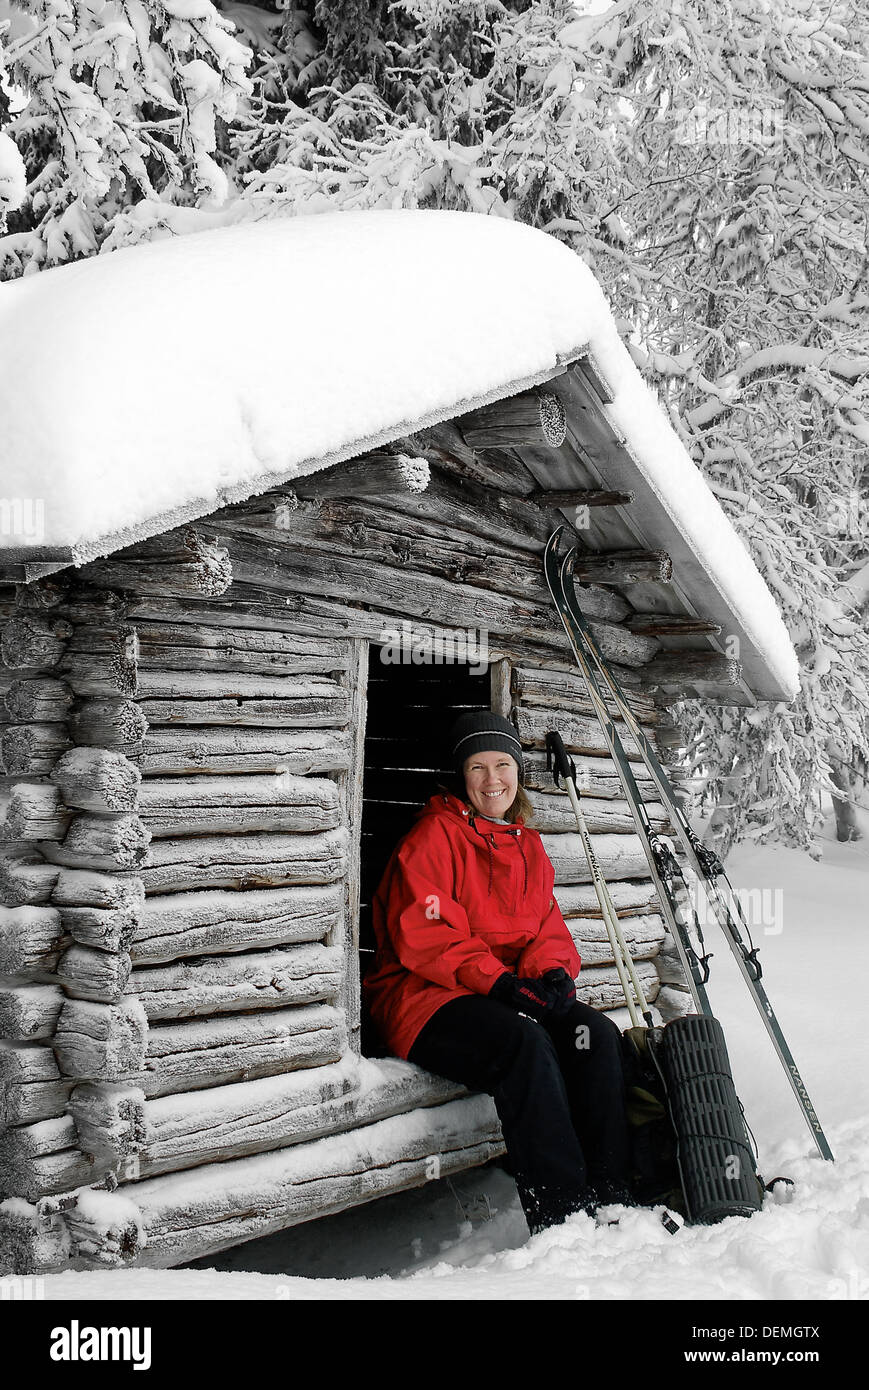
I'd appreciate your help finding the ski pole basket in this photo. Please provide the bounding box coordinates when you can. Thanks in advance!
[653,1014,764,1223]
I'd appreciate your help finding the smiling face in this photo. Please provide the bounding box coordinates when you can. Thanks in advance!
[462,749,519,819]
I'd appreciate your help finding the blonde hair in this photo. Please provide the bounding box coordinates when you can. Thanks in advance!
[435,779,535,827]
[506,784,535,826]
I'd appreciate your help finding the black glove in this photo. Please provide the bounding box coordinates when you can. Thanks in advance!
[542,968,578,1015]
[489,971,560,1022]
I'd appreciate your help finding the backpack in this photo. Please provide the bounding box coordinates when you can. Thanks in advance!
[620,1015,767,1223]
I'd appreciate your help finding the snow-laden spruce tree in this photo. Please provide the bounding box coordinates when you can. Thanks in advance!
[586,0,869,855]
[0,0,253,275]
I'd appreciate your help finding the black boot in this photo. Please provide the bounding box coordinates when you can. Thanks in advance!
[523,1182,598,1236]
[589,1177,637,1208]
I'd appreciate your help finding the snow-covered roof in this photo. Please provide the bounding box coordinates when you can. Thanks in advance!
[0,209,589,560]
[0,208,799,699]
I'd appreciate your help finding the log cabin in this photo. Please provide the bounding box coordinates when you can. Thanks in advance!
[0,210,799,1274]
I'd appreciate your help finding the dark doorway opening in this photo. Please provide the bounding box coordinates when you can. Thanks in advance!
[359,647,492,1056]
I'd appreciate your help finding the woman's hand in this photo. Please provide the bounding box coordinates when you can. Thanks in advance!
[488,971,562,1022]
[542,967,578,1015]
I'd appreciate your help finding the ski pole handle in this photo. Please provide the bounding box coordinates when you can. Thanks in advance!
[545,730,577,790]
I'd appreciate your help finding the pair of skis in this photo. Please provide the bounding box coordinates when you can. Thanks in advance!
[543,529,834,1162]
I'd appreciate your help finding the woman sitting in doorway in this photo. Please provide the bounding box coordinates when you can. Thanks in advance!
[362,709,633,1236]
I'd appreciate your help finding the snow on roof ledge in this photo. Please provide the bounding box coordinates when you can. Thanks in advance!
[0,208,800,700]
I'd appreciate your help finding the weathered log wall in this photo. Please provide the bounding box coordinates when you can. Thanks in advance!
[0,425,696,1273]
[0,565,507,1271]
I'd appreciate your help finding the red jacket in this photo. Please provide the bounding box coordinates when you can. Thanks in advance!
[362,791,582,1060]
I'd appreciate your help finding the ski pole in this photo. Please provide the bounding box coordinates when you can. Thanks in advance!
[546,729,654,1028]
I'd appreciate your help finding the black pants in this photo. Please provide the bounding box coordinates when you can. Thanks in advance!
[408,994,632,1235]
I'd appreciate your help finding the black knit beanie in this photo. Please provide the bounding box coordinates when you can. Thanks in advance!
[448,711,524,781]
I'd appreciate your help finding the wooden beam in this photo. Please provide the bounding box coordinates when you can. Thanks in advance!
[414,421,538,495]
[142,1066,470,1181]
[576,960,659,1011]
[1,722,72,774]
[68,699,149,752]
[13,574,72,611]
[555,879,661,919]
[1,612,72,669]
[526,789,671,835]
[224,464,563,555]
[457,388,567,450]
[511,664,659,725]
[571,549,673,585]
[51,1094,503,1270]
[640,650,742,688]
[0,1042,73,1125]
[55,943,132,1002]
[675,681,757,708]
[42,811,151,873]
[59,904,140,955]
[51,747,141,814]
[568,913,664,965]
[340,640,367,1055]
[51,863,144,906]
[129,726,352,778]
[523,748,657,800]
[133,622,349,677]
[132,825,349,894]
[0,848,61,905]
[0,906,67,976]
[121,585,636,672]
[67,1083,146,1167]
[60,626,139,698]
[134,671,350,729]
[627,613,722,636]
[132,884,340,964]
[136,1003,345,1098]
[52,996,148,1080]
[0,1128,100,1202]
[529,489,634,508]
[130,1062,464,1181]
[290,452,430,499]
[250,496,559,602]
[4,678,75,722]
[490,658,512,719]
[131,942,343,1021]
[216,532,583,649]
[24,583,125,625]
[85,527,232,598]
[514,706,648,761]
[0,983,65,1040]
[1,782,72,840]
[575,352,616,405]
[136,773,340,839]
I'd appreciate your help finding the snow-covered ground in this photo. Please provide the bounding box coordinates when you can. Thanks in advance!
[10,807,868,1304]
